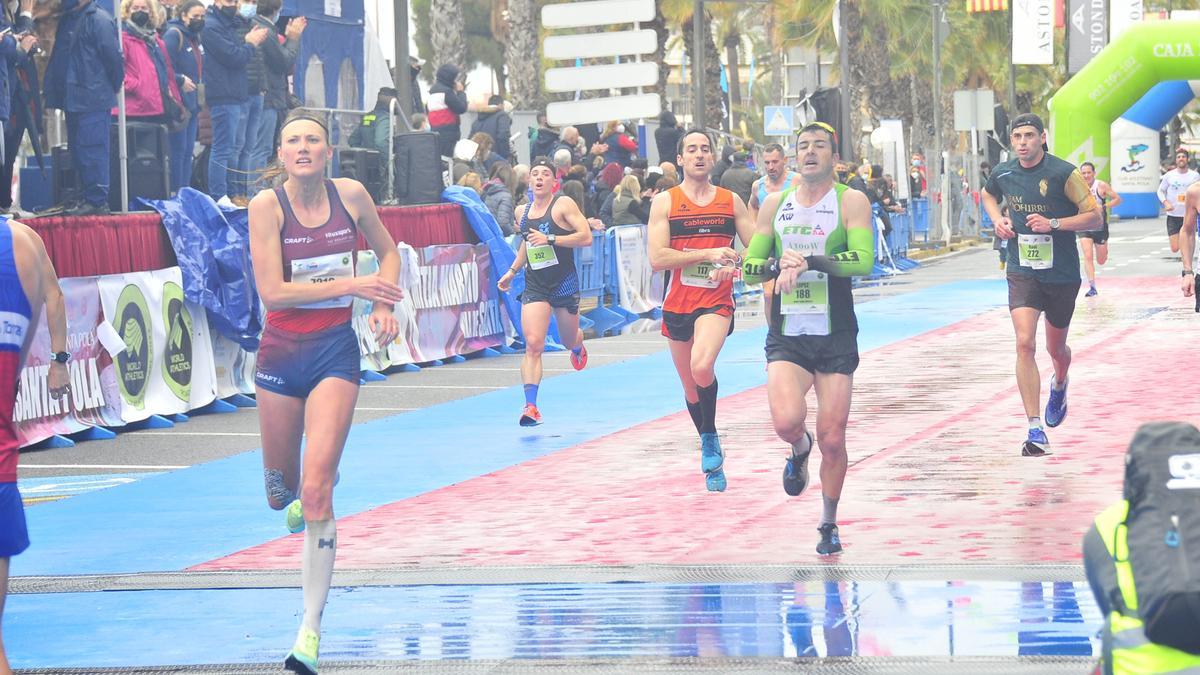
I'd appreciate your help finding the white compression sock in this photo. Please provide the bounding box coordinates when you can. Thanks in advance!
[301,518,336,634]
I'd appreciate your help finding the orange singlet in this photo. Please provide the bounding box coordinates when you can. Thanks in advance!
[662,185,739,316]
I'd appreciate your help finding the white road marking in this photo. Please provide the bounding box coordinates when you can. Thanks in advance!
[127,431,261,436]
[18,464,189,470]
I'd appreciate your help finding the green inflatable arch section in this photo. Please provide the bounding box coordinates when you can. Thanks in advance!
[1049,21,1200,181]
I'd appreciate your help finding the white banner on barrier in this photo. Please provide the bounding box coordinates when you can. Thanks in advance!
[14,276,124,446]
[611,226,663,315]
[97,267,217,423]
[347,243,504,367]
[210,331,256,399]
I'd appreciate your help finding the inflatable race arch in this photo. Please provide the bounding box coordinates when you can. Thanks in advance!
[1049,22,1200,218]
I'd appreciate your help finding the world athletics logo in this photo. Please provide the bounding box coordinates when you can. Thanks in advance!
[161,282,193,403]
[114,284,151,410]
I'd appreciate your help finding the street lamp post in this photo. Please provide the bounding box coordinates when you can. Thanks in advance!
[930,0,947,242]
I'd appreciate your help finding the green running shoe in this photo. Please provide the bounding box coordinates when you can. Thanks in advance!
[284,625,319,674]
[286,499,305,534]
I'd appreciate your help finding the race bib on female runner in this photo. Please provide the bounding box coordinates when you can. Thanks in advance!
[292,251,355,309]
[527,243,559,270]
[1017,234,1053,270]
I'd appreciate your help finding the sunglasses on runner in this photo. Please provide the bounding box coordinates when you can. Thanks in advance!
[799,121,839,149]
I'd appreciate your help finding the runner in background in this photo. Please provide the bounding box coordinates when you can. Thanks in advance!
[647,129,755,492]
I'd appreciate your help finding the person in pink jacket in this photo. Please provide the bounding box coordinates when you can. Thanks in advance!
[113,0,184,124]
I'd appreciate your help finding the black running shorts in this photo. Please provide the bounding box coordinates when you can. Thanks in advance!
[765,329,860,375]
[1007,274,1081,329]
[521,286,580,314]
[1168,215,1185,237]
[662,304,734,342]
[1077,223,1109,245]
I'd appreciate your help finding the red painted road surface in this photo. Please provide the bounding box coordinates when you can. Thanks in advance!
[196,277,1196,571]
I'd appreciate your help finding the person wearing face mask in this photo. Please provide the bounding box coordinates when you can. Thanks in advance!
[601,119,637,168]
[163,0,205,193]
[43,0,125,215]
[234,0,267,199]
[201,0,268,202]
[909,152,927,198]
[248,0,304,192]
[114,0,185,136]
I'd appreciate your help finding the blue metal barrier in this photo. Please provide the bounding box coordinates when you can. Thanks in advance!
[911,198,930,242]
[575,233,627,336]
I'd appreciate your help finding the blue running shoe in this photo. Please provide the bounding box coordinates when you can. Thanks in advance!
[816,523,842,555]
[700,432,724,474]
[705,468,727,492]
[783,431,814,497]
[1022,427,1051,457]
[1084,286,1098,297]
[1044,376,1068,427]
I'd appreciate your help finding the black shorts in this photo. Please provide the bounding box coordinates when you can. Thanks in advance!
[765,329,860,375]
[1007,274,1081,330]
[662,305,734,342]
[521,287,580,314]
[1078,223,1109,245]
[1168,215,1185,237]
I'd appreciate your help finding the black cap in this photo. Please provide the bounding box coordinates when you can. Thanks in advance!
[377,87,397,99]
[1009,113,1044,136]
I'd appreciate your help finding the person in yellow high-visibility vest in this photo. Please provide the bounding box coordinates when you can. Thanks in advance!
[1083,422,1200,675]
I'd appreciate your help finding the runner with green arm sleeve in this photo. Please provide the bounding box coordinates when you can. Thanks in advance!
[742,121,874,555]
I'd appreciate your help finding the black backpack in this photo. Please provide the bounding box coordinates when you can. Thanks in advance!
[1123,422,1200,654]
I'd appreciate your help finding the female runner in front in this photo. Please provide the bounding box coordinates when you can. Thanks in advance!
[248,110,404,674]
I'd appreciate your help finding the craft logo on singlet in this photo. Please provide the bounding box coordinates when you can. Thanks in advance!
[114,283,151,409]
[161,282,193,403]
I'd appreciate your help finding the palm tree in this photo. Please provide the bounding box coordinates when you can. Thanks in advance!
[429,0,466,72]
[503,0,541,109]
[661,0,726,131]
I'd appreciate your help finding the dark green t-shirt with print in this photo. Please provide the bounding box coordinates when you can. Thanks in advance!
[985,153,1098,285]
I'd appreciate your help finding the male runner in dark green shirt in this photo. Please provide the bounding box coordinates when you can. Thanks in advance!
[982,113,1102,457]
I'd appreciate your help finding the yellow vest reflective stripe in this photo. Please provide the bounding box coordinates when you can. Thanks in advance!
[1094,501,1200,675]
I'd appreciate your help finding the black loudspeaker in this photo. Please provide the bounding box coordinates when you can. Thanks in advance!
[392,131,444,206]
[110,121,170,212]
[337,148,384,203]
[51,145,78,206]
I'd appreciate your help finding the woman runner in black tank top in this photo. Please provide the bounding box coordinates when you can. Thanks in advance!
[246,110,405,675]
[496,159,594,427]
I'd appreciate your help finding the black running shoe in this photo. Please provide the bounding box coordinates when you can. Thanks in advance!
[816,523,842,555]
[783,431,813,497]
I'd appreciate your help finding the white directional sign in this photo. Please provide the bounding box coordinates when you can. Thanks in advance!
[543,30,658,60]
[542,0,655,28]
[545,62,658,94]
[546,94,662,127]
[763,105,794,136]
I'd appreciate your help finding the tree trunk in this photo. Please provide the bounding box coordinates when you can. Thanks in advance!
[680,15,725,131]
[430,0,466,73]
[703,13,725,131]
[650,6,671,99]
[504,0,541,109]
[767,6,782,105]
